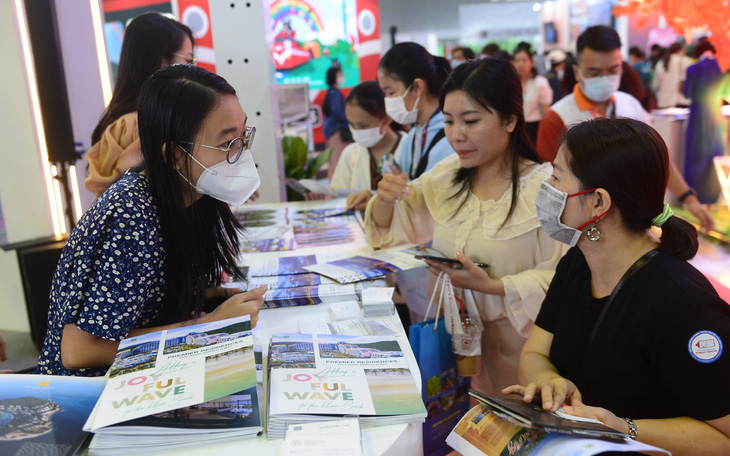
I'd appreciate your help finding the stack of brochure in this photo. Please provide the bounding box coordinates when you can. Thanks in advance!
[266,333,427,439]
[360,288,396,317]
[84,315,262,455]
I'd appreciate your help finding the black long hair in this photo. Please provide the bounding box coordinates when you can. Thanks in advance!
[137,64,245,324]
[378,42,451,97]
[439,58,542,227]
[92,13,193,144]
[563,118,698,260]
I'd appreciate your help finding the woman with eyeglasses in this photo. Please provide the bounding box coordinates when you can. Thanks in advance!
[38,65,265,377]
[85,12,197,198]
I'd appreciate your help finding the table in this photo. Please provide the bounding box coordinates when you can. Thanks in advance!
[82,199,424,455]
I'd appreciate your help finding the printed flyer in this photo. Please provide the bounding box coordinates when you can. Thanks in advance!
[303,245,429,284]
[267,333,426,438]
[84,316,256,432]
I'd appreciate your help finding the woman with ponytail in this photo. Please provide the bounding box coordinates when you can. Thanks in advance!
[505,117,730,454]
[377,42,454,179]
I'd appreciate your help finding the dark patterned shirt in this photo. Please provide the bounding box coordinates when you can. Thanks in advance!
[37,171,166,376]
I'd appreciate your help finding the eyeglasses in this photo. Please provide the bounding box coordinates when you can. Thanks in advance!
[170,53,198,65]
[184,126,256,164]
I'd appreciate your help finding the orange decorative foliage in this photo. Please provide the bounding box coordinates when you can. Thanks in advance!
[613,0,730,70]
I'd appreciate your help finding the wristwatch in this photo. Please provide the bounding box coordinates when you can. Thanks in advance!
[622,417,638,440]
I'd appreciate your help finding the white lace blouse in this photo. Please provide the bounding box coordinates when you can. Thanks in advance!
[364,155,566,337]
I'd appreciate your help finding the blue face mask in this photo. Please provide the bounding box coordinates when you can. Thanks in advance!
[535,181,606,247]
[579,70,621,102]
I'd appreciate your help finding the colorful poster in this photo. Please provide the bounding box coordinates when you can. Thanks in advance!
[270,0,360,89]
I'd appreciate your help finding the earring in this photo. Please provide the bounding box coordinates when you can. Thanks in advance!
[586,221,601,241]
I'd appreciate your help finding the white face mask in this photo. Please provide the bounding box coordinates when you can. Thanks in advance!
[336,76,345,86]
[181,149,260,206]
[579,70,621,102]
[451,59,466,68]
[535,181,603,247]
[349,122,385,148]
[384,84,420,125]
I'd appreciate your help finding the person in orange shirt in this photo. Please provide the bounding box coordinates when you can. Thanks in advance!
[536,26,714,234]
[85,13,195,198]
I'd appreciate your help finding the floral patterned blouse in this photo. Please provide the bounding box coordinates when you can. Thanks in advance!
[37,171,167,376]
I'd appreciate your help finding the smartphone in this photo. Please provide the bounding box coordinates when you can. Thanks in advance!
[415,255,488,268]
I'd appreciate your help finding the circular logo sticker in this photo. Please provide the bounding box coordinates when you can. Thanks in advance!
[688,331,723,363]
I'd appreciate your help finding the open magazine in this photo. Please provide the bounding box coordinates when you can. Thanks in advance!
[266,333,427,439]
[83,315,261,451]
[446,394,671,456]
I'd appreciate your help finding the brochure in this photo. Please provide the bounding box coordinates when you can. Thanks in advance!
[469,390,624,438]
[266,333,427,439]
[303,245,429,284]
[293,220,367,247]
[0,374,105,456]
[87,386,262,455]
[446,403,671,456]
[263,284,358,308]
[244,253,348,278]
[247,272,337,291]
[84,315,257,432]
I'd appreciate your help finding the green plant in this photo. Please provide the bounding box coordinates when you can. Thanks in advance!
[282,136,331,180]
[281,136,332,200]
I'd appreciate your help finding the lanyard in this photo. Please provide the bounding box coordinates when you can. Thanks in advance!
[587,249,658,346]
[410,108,441,178]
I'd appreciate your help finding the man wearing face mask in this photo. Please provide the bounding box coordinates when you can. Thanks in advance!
[536,26,715,235]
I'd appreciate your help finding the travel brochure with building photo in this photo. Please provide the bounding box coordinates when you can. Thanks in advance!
[242,253,349,278]
[247,272,337,291]
[86,386,263,455]
[267,333,427,439]
[84,315,257,432]
[263,283,357,308]
[303,245,430,284]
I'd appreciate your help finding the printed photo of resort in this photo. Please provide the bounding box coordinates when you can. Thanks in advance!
[109,339,160,378]
[317,334,404,359]
[364,368,425,416]
[269,334,315,369]
[162,320,252,355]
[142,389,260,427]
[204,346,257,402]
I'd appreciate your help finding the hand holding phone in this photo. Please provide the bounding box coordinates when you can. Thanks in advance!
[415,254,489,268]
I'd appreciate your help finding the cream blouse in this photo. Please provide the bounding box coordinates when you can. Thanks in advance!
[364,155,566,337]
